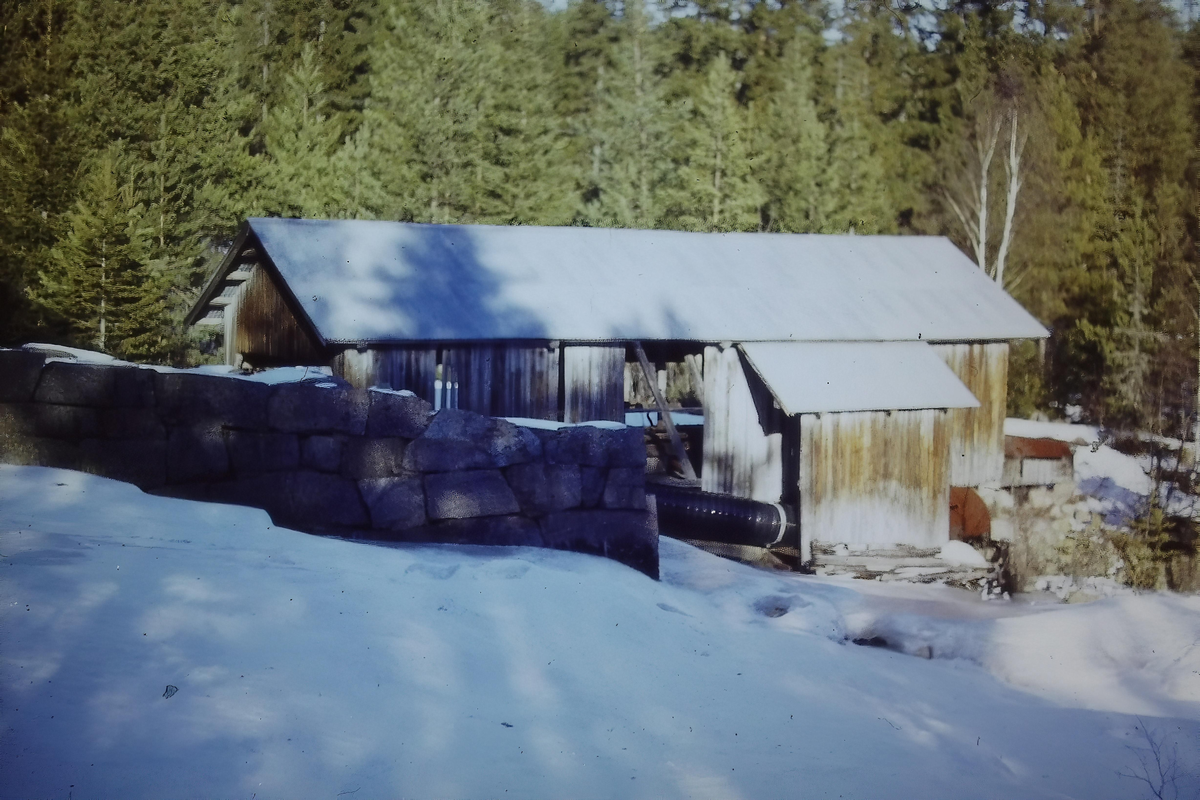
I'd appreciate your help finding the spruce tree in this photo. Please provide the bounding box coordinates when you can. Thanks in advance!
[671,53,763,231]
[363,0,490,223]
[585,0,684,229]
[33,146,167,361]
[753,39,834,233]
[262,43,345,219]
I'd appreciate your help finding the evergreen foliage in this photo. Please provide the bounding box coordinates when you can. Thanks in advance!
[32,145,167,360]
[0,0,1194,445]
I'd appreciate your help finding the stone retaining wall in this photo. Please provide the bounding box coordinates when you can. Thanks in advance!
[0,351,657,577]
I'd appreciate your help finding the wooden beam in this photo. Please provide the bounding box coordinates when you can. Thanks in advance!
[209,296,233,307]
[227,269,253,282]
[635,341,698,482]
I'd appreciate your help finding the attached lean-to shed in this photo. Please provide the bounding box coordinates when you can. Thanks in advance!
[187,218,1047,561]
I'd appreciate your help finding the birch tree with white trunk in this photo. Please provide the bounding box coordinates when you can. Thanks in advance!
[943,98,1029,288]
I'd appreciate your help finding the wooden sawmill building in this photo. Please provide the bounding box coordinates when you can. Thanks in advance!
[187,218,1047,561]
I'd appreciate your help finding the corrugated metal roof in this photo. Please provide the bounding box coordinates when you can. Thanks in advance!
[239,218,1047,344]
[739,341,981,415]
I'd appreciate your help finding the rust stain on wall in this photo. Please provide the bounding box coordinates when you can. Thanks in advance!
[933,342,1008,486]
[799,409,951,547]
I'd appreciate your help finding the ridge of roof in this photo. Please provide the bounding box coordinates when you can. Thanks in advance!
[190,218,1049,344]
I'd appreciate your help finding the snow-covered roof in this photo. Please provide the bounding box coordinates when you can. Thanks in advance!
[191,218,1048,345]
[739,341,981,415]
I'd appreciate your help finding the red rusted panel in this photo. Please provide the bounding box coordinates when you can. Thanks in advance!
[1004,435,1072,460]
[949,486,991,540]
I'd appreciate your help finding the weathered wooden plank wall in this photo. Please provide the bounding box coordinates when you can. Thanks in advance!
[563,344,625,423]
[234,264,323,366]
[932,342,1008,486]
[379,348,438,401]
[701,345,783,502]
[335,348,375,388]
[223,279,243,368]
[440,344,560,419]
[798,409,950,548]
[335,347,439,401]
[492,345,559,419]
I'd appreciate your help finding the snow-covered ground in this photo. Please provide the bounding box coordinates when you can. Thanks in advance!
[2,465,1199,799]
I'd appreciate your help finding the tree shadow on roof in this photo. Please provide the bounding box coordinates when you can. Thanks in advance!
[262,220,552,342]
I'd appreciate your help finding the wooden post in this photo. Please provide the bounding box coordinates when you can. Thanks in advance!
[635,342,698,482]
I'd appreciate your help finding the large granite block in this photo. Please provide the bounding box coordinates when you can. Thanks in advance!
[359,477,426,530]
[544,425,608,466]
[545,425,646,468]
[399,515,543,547]
[34,362,116,407]
[301,435,345,472]
[602,467,646,510]
[341,437,409,479]
[504,462,582,514]
[0,403,36,439]
[205,472,293,519]
[100,408,167,440]
[0,434,81,470]
[425,469,521,519]
[167,425,229,483]
[366,390,432,439]
[580,467,606,508]
[227,431,300,474]
[155,372,271,429]
[267,384,369,435]
[29,404,100,439]
[404,409,541,472]
[80,438,167,489]
[539,509,659,578]
[604,427,648,468]
[0,350,45,402]
[111,367,156,408]
[281,471,369,528]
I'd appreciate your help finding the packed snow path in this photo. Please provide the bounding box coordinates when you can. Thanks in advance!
[1,465,1198,799]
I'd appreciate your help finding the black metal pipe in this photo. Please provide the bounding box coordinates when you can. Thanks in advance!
[648,484,795,549]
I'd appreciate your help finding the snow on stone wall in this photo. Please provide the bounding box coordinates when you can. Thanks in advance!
[0,349,657,577]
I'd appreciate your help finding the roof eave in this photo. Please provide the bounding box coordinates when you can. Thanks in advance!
[184,223,252,327]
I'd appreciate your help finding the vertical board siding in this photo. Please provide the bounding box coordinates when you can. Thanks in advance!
[336,348,377,389]
[799,409,950,548]
[442,346,495,415]
[234,264,323,365]
[223,280,243,368]
[492,345,559,419]
[563,345,625,423]
[441,344,559,419]
[336,347,438,400]
[701,345,783,502]
[378,347,438,401]
[933,342,1008,486]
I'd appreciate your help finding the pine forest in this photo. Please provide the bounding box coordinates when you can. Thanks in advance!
[1,0,1198,438]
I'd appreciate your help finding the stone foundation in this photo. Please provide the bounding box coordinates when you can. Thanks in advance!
[0,351,657,577]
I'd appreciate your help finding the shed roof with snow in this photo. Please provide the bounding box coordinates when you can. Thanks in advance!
[739,341,981,415]
[188,218,1048,346]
